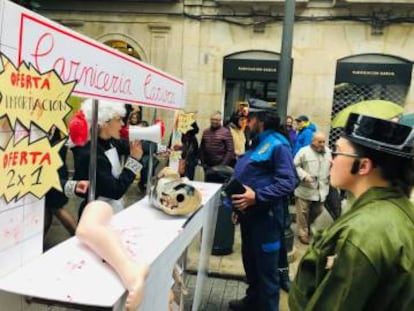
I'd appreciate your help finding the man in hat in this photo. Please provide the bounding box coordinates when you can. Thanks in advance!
[292,115,317,156]
[289,113,414,310]
[227,102,297,311]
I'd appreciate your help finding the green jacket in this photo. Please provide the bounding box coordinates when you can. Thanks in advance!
[289,187,414,311]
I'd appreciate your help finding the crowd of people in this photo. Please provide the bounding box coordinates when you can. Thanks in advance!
[43,98,414,311]
[220,103,414,311]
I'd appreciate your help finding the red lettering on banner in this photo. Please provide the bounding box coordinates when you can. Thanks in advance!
[39,153,51,166]
[144,74,175,105]
[31,32,132,95]
[3,151,52,168]
[20,151,28,165]
[10,72,50,90]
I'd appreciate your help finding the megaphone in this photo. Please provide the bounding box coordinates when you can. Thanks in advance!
[127,123,164,143]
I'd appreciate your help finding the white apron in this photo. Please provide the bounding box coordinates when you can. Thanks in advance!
[97,146,124,214]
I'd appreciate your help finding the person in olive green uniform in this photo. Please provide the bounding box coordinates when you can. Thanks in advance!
[289,113,414,311]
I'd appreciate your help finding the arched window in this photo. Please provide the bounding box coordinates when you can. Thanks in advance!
[104,40,142,60]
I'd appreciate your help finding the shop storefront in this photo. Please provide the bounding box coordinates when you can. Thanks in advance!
[222,50,280,120]
[329,54,413,146]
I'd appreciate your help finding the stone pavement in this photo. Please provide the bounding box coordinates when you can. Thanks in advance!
[183,206,334,311]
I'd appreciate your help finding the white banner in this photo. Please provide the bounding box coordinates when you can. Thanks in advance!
[0,0,185,109]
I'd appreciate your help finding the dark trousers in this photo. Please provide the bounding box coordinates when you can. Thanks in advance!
[241,219,280,311]
[279,199,291,269]
[278,235,289,269]
[185,162,196,180]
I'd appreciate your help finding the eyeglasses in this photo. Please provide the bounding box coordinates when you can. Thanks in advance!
[331,151,360,159]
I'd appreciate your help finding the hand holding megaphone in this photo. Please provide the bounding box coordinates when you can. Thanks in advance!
[129,140,143,160]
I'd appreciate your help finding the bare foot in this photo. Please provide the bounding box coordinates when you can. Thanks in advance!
[125,264,149,311]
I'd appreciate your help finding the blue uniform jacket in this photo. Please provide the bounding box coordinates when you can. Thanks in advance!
[234,130,297,207]
[232,130,297,245]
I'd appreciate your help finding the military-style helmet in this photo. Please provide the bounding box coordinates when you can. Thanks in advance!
[344,113,414,159]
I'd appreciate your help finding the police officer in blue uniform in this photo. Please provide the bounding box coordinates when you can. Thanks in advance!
[228,102,297,311]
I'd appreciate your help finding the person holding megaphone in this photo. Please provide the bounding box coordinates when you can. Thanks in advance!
[70,99,144,217]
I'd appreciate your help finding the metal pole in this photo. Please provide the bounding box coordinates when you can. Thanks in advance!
[277,0,296,258]
[277,0,296,121]
[146,108,157,196]
[87,99,99,203]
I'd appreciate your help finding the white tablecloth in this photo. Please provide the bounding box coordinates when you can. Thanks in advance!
[0,181,221,310]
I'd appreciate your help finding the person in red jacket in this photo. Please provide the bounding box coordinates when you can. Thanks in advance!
[199,111,234,182]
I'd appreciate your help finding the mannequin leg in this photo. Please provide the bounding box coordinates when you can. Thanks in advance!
[76,201,149,311]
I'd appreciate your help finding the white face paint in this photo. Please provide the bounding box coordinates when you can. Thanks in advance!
[102,114,124,139]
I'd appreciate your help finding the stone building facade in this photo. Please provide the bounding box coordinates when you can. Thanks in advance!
[32,0,414,136]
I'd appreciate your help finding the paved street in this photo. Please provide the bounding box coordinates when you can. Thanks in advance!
[182,273,293,311]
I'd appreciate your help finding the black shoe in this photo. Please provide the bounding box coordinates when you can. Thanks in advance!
[228,297,255,311]
[279,268,291,292]
[211,247,233,256]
